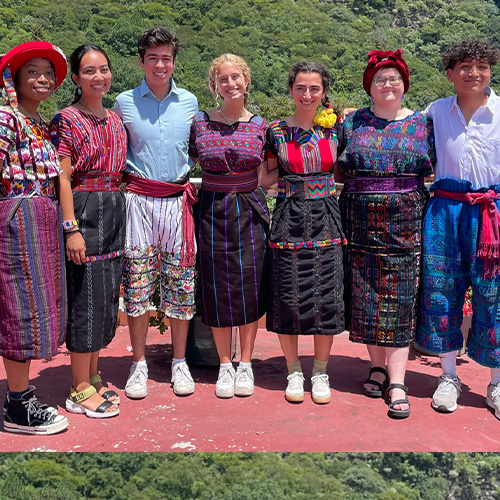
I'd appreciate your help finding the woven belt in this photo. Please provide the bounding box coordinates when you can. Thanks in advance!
[72,172,122,192]
[342,176,424,194]
[277,175,336,199]
[201,169,258,193]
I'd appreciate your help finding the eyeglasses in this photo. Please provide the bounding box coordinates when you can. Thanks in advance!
[372,76,402,87]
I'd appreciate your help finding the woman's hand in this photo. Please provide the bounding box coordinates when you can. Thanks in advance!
[65,231,86,265]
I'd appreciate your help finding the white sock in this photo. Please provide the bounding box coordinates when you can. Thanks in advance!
[239,361,252,368]
[439,351,457,376]
[172,358,186,367]
[220,362,233,369]
[133,360,147,368]
[490,368,500,385]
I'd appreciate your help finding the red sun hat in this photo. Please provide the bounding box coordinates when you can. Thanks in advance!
[0,41,67,88]
[362,49,410,96]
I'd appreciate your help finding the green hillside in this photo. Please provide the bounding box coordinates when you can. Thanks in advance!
[2,0,500,120]
[1,452,500,499]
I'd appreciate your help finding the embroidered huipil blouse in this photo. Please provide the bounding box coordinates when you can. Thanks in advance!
[50,107,127,174]
[0,106,61,197]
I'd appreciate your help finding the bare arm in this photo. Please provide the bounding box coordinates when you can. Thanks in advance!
[258,157,278,191]
[56,157,86,265]
[334,160,347,183]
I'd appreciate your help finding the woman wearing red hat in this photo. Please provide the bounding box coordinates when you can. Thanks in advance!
[50,45,126,418]
[338,50,435,418]
[0,41,69,434]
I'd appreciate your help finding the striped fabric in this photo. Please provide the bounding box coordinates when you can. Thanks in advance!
[0,197,66,360]
[265,120,337,174]
[190,110,268,328]
[201,169,258,193]
[72,171,122,192]
[417,178,500,368]
[50,107,127,174]
[51,106,127,353]
[196,189,269,327]
[338,108,435,346]
[264,121,345,335]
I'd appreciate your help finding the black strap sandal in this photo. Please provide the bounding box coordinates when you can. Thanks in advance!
[387,383,411,419]
[364,367,389,398]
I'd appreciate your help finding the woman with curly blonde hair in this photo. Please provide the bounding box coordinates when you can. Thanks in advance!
[189,54,269,398]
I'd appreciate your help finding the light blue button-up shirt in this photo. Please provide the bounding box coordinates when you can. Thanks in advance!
[114,78,198,183]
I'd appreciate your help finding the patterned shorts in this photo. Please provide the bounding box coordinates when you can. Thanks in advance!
[122,193,196,319]
[417,179,500,368]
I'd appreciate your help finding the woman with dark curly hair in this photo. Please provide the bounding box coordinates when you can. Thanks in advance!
[264,61,345,404]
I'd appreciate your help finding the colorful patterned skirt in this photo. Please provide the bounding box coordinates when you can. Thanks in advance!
[339,188,429,346]
[0,196,66,360]
[195,187,269,328]
[266,195,345,335]
[66,190,125,352]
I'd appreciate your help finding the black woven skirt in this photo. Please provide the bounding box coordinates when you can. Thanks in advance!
[266,196,345,335]
[65,190,125,353]
[195,188,269,328]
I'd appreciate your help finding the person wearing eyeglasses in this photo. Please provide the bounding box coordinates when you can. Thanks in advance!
[337,50,435,418]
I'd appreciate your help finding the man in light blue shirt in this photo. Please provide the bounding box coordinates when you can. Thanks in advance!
[115,27,198,400]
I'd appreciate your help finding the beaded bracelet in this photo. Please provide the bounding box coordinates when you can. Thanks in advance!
[63,219,79,231]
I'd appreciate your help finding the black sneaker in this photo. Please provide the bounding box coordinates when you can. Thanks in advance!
[4,387,68,435]
[3,385,57,417]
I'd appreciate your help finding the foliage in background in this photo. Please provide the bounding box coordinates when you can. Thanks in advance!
[0,452,500,499]
[2,0,500,129]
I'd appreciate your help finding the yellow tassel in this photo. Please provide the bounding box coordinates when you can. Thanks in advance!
[313,108,337,128]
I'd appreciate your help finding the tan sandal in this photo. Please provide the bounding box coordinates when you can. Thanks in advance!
[90,374,120,405]
[65,386,119,419]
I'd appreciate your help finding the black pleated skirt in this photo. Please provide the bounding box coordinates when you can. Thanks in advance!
[266,195,345,335]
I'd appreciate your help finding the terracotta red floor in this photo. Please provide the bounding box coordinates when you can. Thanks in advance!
[1,326,499,452]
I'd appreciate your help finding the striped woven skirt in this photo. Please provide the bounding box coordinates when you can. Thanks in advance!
[195,188,269,328]
[66,190,125,352]
[339,188,429,346]
[0,196,66,361]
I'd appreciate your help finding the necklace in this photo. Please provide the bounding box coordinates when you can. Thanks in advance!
[78,101,106,119]
[17,104,40,123]
[217,107,250,125]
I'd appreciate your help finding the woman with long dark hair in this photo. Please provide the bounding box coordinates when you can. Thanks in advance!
[51,44,127,418]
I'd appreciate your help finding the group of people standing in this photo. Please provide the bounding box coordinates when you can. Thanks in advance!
[1,26,500,436]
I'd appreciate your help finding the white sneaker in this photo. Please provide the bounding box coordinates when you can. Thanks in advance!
[215,365,236,398]
[285,371,304,402]
[486,381,500,420]
[431,373,461,412]
[234,365,254,397]
[311,372,331,404]
[171,361,195,396]
[125,363,148,399]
